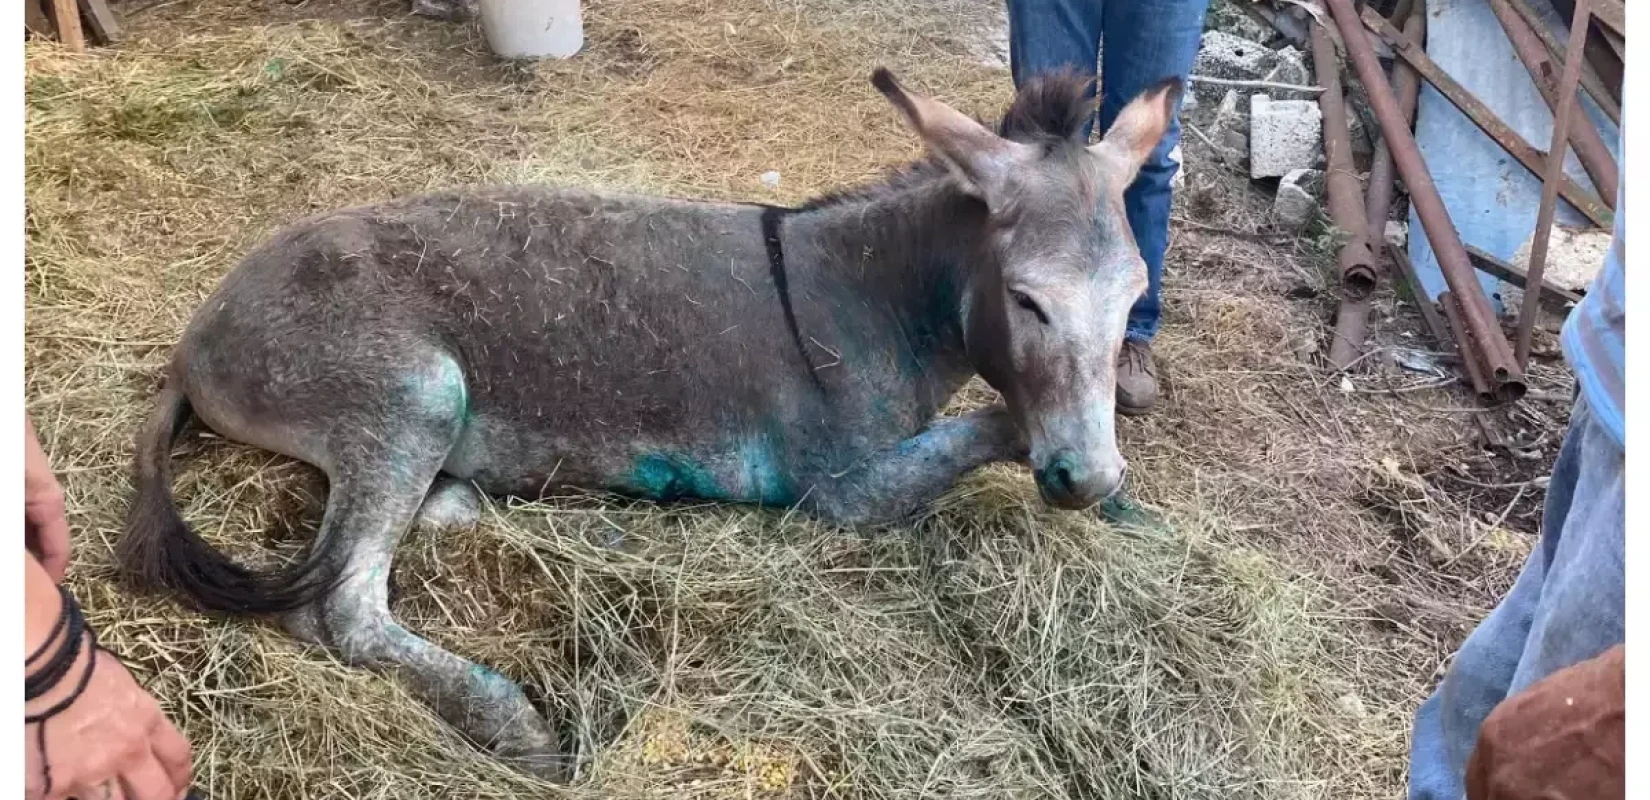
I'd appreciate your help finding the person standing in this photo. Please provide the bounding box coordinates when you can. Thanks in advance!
[1004,0,1210,414]
[1407,134,1625,799]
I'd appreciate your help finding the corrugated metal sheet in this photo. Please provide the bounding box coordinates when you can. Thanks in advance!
[1406,0,1619,314]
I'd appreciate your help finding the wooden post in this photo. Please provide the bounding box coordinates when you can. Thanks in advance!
[51,0,85,52]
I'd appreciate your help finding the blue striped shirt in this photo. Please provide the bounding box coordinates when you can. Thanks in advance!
[1560,142,1625,450]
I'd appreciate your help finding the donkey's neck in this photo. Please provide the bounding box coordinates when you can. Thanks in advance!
[782,175,985,400]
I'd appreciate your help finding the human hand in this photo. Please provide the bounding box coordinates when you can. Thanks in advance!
[25,647,193,800]
[1465,644,1624,800]
[25,415,71,583]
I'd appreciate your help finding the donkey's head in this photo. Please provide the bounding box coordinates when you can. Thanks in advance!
[872,68,1180,509]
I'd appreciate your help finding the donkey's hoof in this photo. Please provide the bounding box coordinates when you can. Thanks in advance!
[490,715,575,783]
[414,478,482,533]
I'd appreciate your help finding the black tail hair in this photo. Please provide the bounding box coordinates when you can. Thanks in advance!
[117,378,340,615]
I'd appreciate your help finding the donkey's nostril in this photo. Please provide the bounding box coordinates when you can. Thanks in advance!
[1052,462,1078,494]
[1036,449,1091,507]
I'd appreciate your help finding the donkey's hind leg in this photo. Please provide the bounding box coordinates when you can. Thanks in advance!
[810,406,1027,525]
[282,477,482,647]
[317,454,569,781]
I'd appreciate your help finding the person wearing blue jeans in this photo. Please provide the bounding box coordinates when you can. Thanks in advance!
[1407,150,1626,797]
[1005,0,1210,415]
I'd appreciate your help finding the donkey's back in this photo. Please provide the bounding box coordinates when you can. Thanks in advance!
[179,186,868,502]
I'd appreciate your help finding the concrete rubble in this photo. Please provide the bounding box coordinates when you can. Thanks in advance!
[1499,226,1611,331]
[1272,168,1325,231]
[1190,1,1377,224]
[1249,94,1322,178]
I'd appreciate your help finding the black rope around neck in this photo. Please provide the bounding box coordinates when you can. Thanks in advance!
[759,204,829,395]
[25,584,100,796]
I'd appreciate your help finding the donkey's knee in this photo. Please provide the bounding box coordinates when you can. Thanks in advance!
[414,477,482,533]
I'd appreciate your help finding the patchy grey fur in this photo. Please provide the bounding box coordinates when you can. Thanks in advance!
[119,69,1181,779]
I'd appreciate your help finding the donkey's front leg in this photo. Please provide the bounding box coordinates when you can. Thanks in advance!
[811,406,1026,525]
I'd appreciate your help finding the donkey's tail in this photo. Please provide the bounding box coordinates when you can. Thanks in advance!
[118,378,334,615]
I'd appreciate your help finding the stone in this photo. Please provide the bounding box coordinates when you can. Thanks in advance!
[1206,0,1277,44]
[1250,94,1322,178]
[1273,168,1325,231]
[1210,89,1249,165]
[1384,221,1407,250]
[1265,46,1312,88]
[1169,144,1186,190]
[1192,31,1277,103]
[1214,89,1246,133]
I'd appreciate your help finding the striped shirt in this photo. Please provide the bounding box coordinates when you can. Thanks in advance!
[1560,136,1625,451]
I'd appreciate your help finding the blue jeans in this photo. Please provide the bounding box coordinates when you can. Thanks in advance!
[1005,0,1208,342]
[1407,395,1625,799]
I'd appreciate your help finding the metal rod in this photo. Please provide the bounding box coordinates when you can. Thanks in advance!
[1393,248,1455,357]
[1439,291,1494,402]
[1516,0,1593,368]
[1488,0,1617,209]
[1504,0,1620,125]
[1326,0,1526,395]
[1590,0,1623,38]
[1466,244,1585,307]
[1397,252,1505,447]
[1359,4,1613,228]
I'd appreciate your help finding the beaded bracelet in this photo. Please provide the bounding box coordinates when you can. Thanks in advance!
[25,584,101,796]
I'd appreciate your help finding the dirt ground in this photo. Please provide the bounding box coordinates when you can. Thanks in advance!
[23,0,1576,797]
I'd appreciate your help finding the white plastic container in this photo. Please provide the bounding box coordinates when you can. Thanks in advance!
[478,0,584,60]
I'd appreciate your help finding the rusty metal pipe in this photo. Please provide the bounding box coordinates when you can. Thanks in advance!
[1439,291,1494,402]
[1315,19,1381,369]
[1365,5,1426,246]
[1325,0,1525,395]
[1516,0,1593,368]
[1359,6,1613,229]
[1312,21,1377,297]
[1504,0,1620,125]
[1488,0,1617,209]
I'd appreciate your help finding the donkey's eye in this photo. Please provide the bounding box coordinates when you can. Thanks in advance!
[1009,290,1050,325]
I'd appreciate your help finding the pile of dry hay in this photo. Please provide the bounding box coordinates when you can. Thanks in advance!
[25,0,1555,796]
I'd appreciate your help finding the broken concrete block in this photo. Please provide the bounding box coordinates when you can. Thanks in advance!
[1384,221,1407,251]
[1273,168,1325,231]
[1193,31,1277,103]
[1207,0,1276,43]
[1250,94,1322,178]
[1214,89,1246,132]
[1265,46,1312,88]
[1499,226,1611,331]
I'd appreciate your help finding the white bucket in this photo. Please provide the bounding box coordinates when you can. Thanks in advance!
[478,0,584,60]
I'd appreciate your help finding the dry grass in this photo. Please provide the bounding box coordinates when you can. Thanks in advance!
[25,0,1563,797]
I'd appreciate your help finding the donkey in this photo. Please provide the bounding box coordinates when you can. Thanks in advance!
[120,69,1180,778]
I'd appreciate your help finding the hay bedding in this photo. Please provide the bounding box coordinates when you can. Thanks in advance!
[24,0,1563,796]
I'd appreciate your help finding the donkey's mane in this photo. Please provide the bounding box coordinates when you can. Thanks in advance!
[795,69,1095,212]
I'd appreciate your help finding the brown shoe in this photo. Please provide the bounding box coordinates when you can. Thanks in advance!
[1116,340,1158,416]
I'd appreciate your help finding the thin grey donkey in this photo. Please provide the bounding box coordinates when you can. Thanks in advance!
[120,68,1182,779]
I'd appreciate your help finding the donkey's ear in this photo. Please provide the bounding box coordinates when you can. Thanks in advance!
[872,68,1026,198]
[1090,77,1182,180]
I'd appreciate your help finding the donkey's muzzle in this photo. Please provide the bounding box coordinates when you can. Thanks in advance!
[1034,449,1126,509]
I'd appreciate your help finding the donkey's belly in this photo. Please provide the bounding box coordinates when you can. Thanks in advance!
[443,411,815,508]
